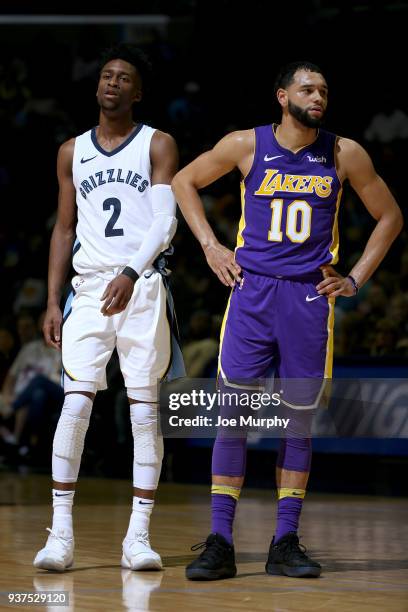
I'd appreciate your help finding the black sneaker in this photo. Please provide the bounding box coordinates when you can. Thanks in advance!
[265,532,321,578]
[186,533,237,580]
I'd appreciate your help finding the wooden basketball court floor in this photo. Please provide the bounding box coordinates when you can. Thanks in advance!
[0,473,407,611]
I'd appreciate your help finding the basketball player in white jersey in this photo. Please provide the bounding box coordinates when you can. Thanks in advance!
[33,44,179,572]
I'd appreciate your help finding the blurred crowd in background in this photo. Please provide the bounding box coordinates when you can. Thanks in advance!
[0,6,407,471]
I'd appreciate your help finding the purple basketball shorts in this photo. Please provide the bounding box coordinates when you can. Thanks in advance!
[219,270,334,407]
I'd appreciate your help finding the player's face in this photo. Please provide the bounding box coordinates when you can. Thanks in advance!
[96,59,142,113]
[280,70,328,128]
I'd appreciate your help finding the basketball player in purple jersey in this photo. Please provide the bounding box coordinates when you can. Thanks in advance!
[172,62,403,579]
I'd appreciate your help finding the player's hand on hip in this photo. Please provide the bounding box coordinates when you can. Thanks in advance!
[203,242,242,288]
[100,274,135,316]
[316,265,355,298]
[43,305,62,349]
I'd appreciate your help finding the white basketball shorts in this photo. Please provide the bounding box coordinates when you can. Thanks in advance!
[62,269,171,390]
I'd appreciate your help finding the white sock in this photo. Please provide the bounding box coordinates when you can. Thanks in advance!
[52,489,75,534]
[126,496,154,537]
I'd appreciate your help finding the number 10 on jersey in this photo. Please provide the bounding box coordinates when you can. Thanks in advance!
[268,199,312,243]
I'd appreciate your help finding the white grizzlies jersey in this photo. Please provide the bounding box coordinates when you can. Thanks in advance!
[72,123,156,273]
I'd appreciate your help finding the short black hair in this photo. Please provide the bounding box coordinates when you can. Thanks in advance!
[274,61,324,95]
[99,43,152,91]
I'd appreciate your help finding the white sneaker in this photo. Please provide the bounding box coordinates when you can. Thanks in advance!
[33,528,74,572]
[121,531,162,571]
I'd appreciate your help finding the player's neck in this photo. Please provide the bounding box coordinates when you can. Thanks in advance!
[97,112,135,139]
[275,119,318,154]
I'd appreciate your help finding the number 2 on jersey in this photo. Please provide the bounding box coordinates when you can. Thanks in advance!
[268,199,312,243]
[103,197,124,237]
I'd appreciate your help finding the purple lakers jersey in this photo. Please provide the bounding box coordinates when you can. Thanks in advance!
[235,124,342,279]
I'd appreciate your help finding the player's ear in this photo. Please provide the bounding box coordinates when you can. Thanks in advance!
[276,88,287,109]
[133,88,142,103]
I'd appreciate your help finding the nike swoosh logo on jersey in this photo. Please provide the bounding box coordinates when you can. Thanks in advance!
[138,500,154,505]
[264,154,284,161]
[306,294,323,302]
[81,155,98,164]
[54,492,72,497]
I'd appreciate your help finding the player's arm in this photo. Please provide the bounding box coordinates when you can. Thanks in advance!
[172,131,254,287]
[43,139,77,348]
[317,138,403,297]
[100,131,179,316]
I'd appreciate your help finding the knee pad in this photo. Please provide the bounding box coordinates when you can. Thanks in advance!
[212,436,247,477]
[130,403,163,465]
[53,394,93,460]
[277,436,312,473]
[283,405,315,438]
[127,385,158,403]
[64,379,97,395]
